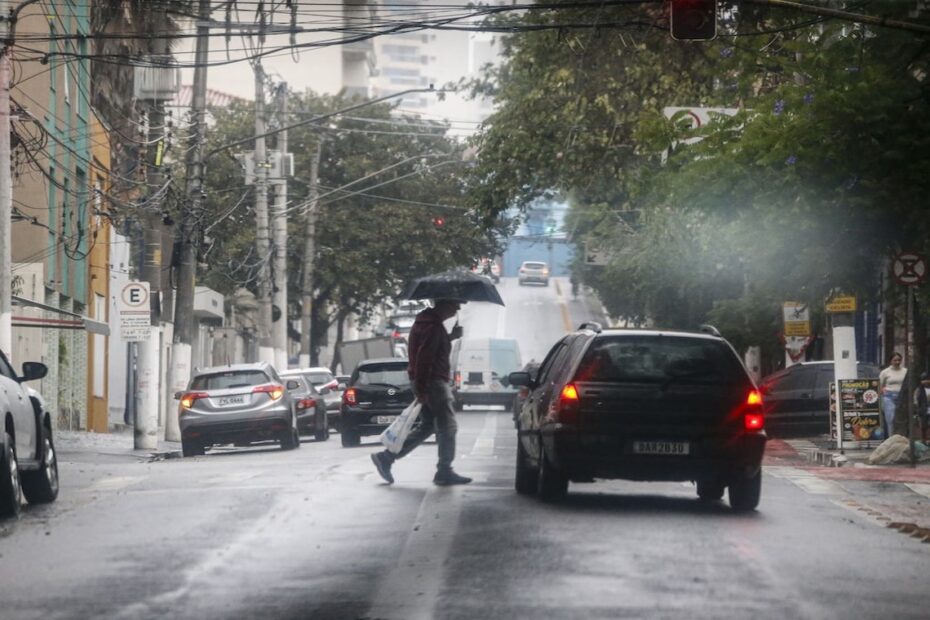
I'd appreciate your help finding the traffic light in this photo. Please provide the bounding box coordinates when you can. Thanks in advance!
[432,215,446,228]
[670,0,717,41]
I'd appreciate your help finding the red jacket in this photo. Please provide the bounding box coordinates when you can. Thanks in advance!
[407,308,451,395]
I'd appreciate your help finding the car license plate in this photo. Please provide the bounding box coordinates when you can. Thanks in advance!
[633,441,690,455]
[216,395,246,407]
[376,415,396,425]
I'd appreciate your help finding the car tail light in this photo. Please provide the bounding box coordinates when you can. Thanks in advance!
[180,391,208,409]
[454,371,461,389]
[253,384,284,401]
[393,330,401,339]
[743,389,764,430]
[343,387,357,406]
[548,383,581,424]
[297,398,316,410]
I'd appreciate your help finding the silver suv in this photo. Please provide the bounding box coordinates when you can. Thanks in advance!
[178,362,301,457]
[518,261,550,286]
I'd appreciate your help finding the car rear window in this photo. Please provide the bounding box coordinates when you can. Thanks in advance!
[575,336,746,385]
[305,371,334,385]
[356,364,410,387]
[191,370,269,390]
[523,262,546,269]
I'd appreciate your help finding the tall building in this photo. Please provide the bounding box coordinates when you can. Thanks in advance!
[10,1,112,432]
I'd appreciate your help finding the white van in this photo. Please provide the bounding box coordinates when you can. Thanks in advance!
[450,338,522,410]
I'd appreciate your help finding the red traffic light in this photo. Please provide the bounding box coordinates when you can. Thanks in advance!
[670,0,717,41]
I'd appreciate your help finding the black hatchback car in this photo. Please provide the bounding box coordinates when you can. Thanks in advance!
[339,358,414,447]
[758,361,880,438]
[509,324,766,511]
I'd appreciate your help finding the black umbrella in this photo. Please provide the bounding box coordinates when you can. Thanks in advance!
[403,269,505,306]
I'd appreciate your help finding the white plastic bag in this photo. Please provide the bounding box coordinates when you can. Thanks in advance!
[380,401,422,454]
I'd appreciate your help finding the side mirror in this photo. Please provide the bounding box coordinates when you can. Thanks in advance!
[286,380,301,391]
[20,361,47,382]
[319,387,331,395]
[508,371,532,388]
[174,391,182,400]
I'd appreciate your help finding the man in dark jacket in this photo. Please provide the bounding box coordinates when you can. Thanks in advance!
[371,298,472,485]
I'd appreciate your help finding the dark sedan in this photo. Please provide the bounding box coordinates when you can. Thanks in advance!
[339,358,414,447]
[510,324,766,511]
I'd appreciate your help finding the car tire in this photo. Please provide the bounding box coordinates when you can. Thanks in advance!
[315,424,330,442]
[281,427,300,451]
[514,437,537,495]
[21,426,58,505]
[341,429,360,448]
[537,445,568,503]
[182,440,205,457]
[0,432,23,518]
[728,470,762,512]
[696,479,725,502]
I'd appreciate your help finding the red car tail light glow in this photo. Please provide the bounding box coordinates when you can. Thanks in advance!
[744,413,764,430]
[180,392,208,409]
[343,387,357,406]
[297,398,316,410]
[252,384,285,401]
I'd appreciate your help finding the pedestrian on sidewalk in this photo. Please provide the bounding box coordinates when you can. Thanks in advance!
[880,352,907,437]
[371,298,472,486]
[913,372,930,443]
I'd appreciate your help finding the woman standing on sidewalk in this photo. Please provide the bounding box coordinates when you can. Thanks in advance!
[880,352,907,437]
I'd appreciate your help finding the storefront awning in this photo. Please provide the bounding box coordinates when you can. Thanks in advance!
[12,295,110,336]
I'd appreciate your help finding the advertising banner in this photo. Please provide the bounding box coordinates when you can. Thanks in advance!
[829,379,883,444]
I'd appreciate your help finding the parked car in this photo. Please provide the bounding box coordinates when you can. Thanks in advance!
[0,351,58,518]
[340,358,414,447]
[280,373,329,441]
[759,361,881,438]
[509,323,766,511]
[451,338,522,410]
[284,367,343,428]
[178,362,301,457]
[386,315,416,341]
[517,260,549,286]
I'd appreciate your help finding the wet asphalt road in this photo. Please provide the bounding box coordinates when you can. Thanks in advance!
[2,279,928,619]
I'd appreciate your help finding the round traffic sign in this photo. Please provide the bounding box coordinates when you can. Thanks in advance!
[892,252,927,286]
[121,282,149,308]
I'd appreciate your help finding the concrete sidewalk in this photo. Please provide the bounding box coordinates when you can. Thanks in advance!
[55,429,181,462]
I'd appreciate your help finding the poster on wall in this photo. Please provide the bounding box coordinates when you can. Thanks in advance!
[829,379,883,444]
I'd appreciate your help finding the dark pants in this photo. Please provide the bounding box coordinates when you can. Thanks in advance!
[390,380,457,471]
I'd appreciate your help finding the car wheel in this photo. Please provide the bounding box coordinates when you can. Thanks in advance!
[315,425,330,442]
[0,432,22,518]
[340,429,360,447]
[536,445,568,503]
[21,426,58,504]
[514,437,538,495]
[182,439,205,457]
[696,479,725,502]
[728,470,762,512]
[281,427,300,451]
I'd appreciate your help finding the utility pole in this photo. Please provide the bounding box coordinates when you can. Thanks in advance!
[135,96,166,450]
[272,83,288,370]
[0,0,13,354]
[253,61,274,365]
[169,0,210,440]
[300,141,322,367]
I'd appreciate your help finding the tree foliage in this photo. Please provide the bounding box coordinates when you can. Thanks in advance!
[470,1,930,370]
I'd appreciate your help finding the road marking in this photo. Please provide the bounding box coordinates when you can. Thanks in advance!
[366,487,464,620]
[469,409,498,457]
[905,483,930,499]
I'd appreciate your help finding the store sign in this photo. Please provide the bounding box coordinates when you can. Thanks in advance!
[830,379,883,443]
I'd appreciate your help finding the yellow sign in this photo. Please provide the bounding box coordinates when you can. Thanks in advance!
[826,296,857,313]
[783,302,811,337]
